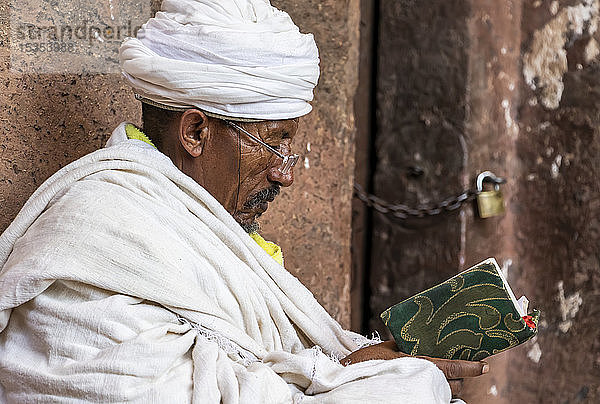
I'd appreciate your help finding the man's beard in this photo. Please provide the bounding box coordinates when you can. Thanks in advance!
[237,185,281,233]
[240,221,261,234]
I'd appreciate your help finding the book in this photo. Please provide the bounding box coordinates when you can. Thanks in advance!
[380,258,539,361]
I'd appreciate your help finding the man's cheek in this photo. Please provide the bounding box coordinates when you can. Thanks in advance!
[241,146,271,165]
[239,165,270,183]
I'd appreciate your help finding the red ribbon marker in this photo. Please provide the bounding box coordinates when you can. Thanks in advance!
[522,315,536,329]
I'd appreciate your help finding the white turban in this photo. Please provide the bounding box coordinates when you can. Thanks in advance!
[119,0,320,121]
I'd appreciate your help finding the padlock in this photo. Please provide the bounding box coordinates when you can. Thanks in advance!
[476,171,506,218]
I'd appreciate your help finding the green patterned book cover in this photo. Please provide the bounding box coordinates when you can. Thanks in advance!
[380,258,539,361]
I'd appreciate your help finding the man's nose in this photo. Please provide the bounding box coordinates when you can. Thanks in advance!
[267,165,294,187]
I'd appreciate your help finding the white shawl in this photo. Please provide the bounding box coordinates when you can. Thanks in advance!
[0,124,453,403]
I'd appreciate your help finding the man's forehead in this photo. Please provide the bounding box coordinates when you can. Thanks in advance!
[248,118,300,139]
[265,118,299,130]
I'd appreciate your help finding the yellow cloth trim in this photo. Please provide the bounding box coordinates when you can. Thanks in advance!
[249,232,284,266]
[126,124,156,149]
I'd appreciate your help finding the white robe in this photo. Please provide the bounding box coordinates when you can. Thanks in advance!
[0,123,456,403]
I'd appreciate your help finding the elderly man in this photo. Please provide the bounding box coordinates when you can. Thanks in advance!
[0,0,486,402]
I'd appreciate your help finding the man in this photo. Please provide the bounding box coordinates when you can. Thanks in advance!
[0,0,486,402]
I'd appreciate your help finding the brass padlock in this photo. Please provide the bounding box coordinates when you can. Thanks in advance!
[476,171,506,218]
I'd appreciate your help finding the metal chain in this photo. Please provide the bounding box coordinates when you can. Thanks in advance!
[353,183,478,219]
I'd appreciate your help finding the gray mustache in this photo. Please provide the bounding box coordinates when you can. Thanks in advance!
[244,185,281,209]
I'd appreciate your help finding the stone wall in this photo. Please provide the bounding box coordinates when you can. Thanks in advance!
[359,0,600,402]
[465,1,600,401]
[0,0,360,328]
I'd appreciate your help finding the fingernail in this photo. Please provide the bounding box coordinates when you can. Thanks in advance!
[482,363,489,374]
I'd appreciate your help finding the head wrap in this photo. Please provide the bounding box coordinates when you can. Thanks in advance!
[119,0,320,121]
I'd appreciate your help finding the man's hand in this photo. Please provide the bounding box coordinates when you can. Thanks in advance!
[341,340,489,398]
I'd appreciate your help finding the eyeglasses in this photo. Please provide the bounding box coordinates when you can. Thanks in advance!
[225,120,300,175]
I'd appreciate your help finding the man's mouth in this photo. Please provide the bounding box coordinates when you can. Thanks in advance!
[243,185,281,213]
[234,186,281,233]
[257,202,268,214]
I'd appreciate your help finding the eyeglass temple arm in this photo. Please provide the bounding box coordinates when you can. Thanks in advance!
[225,121,286,159]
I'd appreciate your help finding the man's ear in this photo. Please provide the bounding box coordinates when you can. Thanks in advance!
[178,109,210,157]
